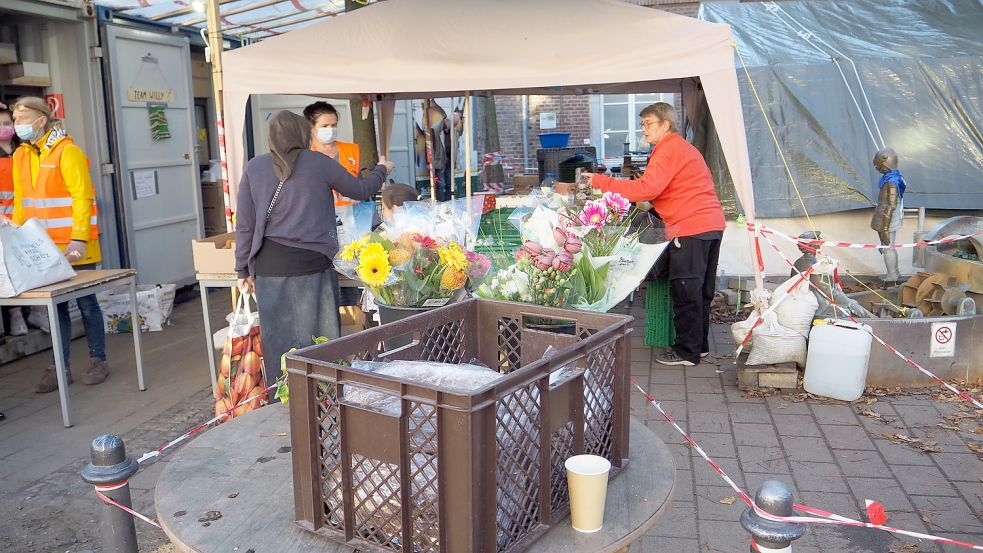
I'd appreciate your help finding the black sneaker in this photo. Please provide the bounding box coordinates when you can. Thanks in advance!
[656,351,695,367]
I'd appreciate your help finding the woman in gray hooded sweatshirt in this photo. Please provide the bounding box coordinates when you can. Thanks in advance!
[235,110,393,385]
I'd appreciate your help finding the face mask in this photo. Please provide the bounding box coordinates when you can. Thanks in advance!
[0,126,14,141]
[316,127,337,144]
[15,124,38,142]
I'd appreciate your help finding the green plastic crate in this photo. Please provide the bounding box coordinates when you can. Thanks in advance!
[645,277,676,348]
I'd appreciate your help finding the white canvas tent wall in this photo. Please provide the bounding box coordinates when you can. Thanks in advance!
[221,0,761,279]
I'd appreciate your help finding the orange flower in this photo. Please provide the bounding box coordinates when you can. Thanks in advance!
[389,247,411,266]
[439,267,467,291]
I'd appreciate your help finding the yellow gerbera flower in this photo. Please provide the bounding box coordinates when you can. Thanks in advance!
[438,243,470,272]
[357,252,392,288]
[338,236,369,262]
[439,266,468,291]
[360,242,387,260]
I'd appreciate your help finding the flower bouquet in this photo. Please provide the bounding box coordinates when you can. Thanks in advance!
[477,223,583,308]
[565,191,635,258]
[477,189,654,312]
[336,232,491,308]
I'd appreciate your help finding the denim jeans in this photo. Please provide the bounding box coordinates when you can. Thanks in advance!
[254,269,340,384]
[52,262,107,370]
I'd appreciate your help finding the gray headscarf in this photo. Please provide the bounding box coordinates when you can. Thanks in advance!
[268,110,311,182]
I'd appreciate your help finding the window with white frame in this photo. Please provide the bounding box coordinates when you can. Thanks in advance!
[598,93,674,161]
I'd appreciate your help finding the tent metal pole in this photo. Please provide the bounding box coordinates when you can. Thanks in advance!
[423,98,437,204]
[205,0,233,232]
[464,93,472,200]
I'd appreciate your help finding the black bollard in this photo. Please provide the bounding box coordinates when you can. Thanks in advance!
[81,434,140,553]
[740,480,806,552]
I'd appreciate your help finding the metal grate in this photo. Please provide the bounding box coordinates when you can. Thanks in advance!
[420,319,467,364]
[497,317,522,374]
[584,342,617,460]
[351,454,403,550]
[317,383,344,529]
[495,383,542,551]
[549,421,576,513]
[409,402,440,553]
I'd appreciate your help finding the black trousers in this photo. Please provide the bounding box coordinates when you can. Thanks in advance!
[655,235,722,364]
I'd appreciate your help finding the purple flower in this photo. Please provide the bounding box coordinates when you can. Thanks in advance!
[523,240,544,255]
[603,192,631,219]
[468,252,492,280]
[579,200,608,230]
[563,235,583,254]
[552,251,573,273]
[535,250,556,271]
[552,226,569,246]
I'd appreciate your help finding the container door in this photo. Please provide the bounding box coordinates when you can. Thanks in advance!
[104,25,201,285]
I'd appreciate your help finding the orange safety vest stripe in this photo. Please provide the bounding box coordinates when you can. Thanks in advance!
[14,140,99,243]
[0,157,12,214]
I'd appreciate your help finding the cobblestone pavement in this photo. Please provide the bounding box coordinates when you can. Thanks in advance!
[0,295,980,552]
[0,387,213,553]
[625,303,983,553]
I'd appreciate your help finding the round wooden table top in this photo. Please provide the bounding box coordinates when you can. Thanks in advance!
[155,404,675,553]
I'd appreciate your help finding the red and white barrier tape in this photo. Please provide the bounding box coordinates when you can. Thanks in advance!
[92,385,278,529]
[137,384,276,464]
[755,231,983,410]
[94,483,162,529]
[748,222,983,251]
[631,378,983,550]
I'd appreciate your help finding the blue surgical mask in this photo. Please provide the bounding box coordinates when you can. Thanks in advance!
[316,127,337,144]
[15,124,38,142]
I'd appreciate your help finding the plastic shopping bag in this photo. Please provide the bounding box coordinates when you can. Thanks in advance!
[214,293,267,421]
[0,218,76,297]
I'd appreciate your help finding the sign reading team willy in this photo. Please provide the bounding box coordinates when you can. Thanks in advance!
[127,87,175,104]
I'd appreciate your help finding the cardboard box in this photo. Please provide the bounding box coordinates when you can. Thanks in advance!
[192,232,236,275]
[0,43,18,65]
[339,306,367,336]
[1,62,52,87]
[512,174,539,194]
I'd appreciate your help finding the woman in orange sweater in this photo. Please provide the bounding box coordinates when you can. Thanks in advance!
[584,102,725,367]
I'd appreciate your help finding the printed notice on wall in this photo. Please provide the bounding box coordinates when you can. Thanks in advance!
[929,321,956,358]
[132,170,159,200]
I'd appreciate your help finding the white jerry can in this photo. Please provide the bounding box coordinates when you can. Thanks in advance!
[803,320,874,401]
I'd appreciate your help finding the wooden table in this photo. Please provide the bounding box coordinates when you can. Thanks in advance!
[0,269,144,427]
[156,404,674,553]
[195,272,361,398]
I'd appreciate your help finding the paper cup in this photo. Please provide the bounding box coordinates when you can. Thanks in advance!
[565,454,612,533]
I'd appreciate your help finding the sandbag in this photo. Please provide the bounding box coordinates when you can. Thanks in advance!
[746,319,807,367]
[772,275,819,338]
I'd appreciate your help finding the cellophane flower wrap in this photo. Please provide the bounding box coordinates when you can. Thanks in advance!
[477,190,647,311]
[334,199,490,308]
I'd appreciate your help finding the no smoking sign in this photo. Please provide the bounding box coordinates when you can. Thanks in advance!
[930,322,956,358]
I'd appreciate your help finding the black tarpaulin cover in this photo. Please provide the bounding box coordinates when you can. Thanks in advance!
[698,0,983,218]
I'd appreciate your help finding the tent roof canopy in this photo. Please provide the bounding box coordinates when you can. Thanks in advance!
[221,0,757,234]
[222,0,735,99]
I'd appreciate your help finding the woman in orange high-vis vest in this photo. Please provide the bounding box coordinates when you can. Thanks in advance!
[12,96,109,393]
[0,102,30,338]
[303,101,363,206]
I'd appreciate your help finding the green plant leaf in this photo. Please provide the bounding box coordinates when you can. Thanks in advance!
[274,378,289,404]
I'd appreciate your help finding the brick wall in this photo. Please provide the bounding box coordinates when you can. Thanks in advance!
[494,95,592,175]
[490,0,715,179]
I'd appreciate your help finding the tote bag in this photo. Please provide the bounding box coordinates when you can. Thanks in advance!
[0,218,76,298]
